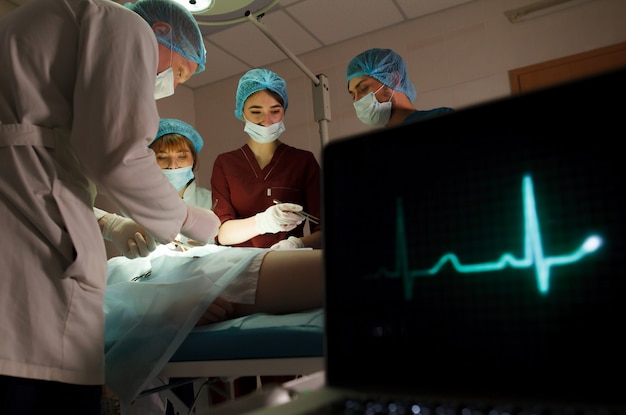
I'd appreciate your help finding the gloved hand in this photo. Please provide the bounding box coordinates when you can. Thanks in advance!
[271,236,305,249]
[101,213,157,259]
[255,203,304,234]
[180,205,221,244]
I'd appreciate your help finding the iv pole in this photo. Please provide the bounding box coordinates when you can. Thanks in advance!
[244,11,331,147]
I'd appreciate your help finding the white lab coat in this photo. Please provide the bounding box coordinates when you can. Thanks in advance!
[182,180,213,211]
[0,0,189,386]
[179,179,214,244]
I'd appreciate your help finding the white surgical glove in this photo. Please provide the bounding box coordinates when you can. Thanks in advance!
[102,213,157,259]
[270,236,305,249]
[255,203,304,234]
[180,205,221,244]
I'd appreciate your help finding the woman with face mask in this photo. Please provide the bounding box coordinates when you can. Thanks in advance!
[347,48,454,128]
[210,68,322,249]
[149,118,215,245]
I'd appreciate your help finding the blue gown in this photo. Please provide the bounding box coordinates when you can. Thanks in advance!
[402,107,454,124]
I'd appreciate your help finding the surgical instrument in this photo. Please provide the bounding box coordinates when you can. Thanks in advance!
[273,199,319,224]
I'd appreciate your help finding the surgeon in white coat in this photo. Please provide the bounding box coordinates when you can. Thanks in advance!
[0,0,219,413]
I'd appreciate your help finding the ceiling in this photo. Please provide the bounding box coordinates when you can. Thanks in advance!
[2,0,474,89]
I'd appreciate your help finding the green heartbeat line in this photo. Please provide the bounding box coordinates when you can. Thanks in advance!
[368,174,602,301]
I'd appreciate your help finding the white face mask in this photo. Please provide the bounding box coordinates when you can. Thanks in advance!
[243,118,286,144]
[154,67,175,100]
[162,165,194,191]
[154,37,174,100]
[353,84,394,127]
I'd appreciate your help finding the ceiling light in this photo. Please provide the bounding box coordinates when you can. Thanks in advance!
[172,0,214,14]
[173,0,264,16]
[196,0,258,16]
[189,0,280,26]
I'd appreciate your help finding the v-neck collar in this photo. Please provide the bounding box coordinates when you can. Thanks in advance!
[240,143,287,180]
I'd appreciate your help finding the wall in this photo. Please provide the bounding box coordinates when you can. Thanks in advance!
[156,0,626,192]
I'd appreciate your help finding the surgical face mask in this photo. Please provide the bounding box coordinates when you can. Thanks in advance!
[243,119,286,144]
[162,165,194,191]
[154,67,175,100]
[154,34,175,100]
[353,84,394,127]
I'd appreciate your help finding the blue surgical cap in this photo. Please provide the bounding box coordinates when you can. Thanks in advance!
[346,48,417,102]
[125,0,206,74]
[234,68,288,121]
[152,118,203,153]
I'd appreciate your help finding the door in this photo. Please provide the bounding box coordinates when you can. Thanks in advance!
[509,41,626,93]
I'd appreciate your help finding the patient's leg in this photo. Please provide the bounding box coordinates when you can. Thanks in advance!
[232,249,323,317]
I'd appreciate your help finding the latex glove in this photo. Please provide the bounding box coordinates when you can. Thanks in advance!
[102,214,157,259]
[271,236,305,249]
[255,203,304,234]
[180,205,221,244]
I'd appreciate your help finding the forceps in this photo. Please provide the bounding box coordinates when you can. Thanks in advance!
[273,199,320,224]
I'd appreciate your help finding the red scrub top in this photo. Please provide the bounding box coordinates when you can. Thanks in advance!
[211,143,321,247]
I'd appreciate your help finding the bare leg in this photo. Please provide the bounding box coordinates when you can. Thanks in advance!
[232,249,323,317]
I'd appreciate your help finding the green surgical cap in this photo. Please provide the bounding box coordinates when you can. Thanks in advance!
[125,0,206,74]
[346,48,417,102]
[234,68,288,121]
[152,118,203,153]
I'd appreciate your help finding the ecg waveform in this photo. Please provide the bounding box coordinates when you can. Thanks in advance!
[368,174,602,301]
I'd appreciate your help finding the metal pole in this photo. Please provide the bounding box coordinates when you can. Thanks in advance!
[245,11,319,85]
[245,12,331,146]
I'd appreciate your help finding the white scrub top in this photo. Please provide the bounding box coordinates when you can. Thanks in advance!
[0,0,190,386]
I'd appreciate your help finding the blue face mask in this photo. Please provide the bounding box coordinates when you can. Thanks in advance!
[243,118,286,144]
[353,84,394,127]
[162,166,194,191]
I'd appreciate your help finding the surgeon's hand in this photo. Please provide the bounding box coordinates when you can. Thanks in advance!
[101,213,157,259]
[196,296,234,326]
[255,203,304,234]
[180,205,221,244]
[271,236,305,249]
